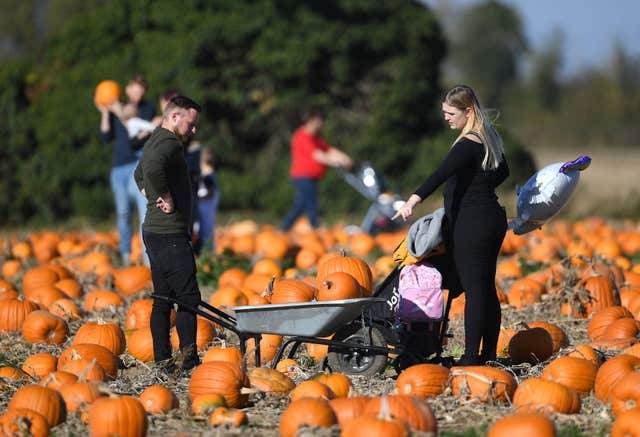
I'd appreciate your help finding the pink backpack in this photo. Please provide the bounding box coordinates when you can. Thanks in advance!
[397,261,444,321]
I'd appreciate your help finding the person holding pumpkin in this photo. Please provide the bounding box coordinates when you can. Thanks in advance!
[392,84,510,366]
[96,74,155,266]
[134,95,203,374]
[281,107,353,231]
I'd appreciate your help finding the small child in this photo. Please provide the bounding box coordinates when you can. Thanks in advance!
[197,146,219,252]
[112,101,157,138]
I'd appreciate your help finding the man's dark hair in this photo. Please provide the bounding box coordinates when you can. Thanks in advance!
[165,95,201,113]
[300,106,325,123]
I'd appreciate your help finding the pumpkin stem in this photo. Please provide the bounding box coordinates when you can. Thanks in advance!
[263,275,276,297]
[78,358,97,382]
[322,280,333,290]
[377,396,393,421]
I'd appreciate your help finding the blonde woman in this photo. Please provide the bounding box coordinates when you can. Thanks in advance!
[393,84,509,365]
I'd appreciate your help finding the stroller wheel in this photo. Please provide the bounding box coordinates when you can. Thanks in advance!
[326,324,388,376]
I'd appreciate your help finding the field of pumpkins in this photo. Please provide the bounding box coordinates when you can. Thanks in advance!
[1,215,640,436]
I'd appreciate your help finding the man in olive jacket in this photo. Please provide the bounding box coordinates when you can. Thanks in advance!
[134,95,202,373]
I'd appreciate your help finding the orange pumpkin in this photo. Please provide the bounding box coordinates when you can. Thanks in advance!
[8,385,66,427]
[94,80,121,106]
[317,254,373,297]
[279,397,336,437]
[487,412,556,437]
[87,396,148,437]
[189,361,250,408]
[139,385,179,414]
[396,363,450,398]
[0,408,50,437]
[316,272,363,301]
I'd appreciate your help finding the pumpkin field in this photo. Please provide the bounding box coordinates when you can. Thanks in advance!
[1,215,640,437]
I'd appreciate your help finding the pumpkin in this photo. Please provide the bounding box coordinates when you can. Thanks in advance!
[395,363,450,398]
[269,279,316,304]
[317,254,373,296]
[329,396,371,425]
[0,408,50,437]
[246,334,283,365]
[88,396,148,437]
[22,353,58,379]
[566,344,602,367]
[487,412,556,437]
[594,354,640,402]
[218,268,248,289]
[170,318,216,352]
[279,397,337,437]
[61,357,107,382]
[316,272,363,301]
[139,385,179,414]
[349,233,377,256]
[512,378,580,414]
[0,298,38,334]
[611,408,640,437]
[113,266,152,296]
[341,412,409,437]
[275,358,301,378]
[58,381,102,413]
[21,310,68,345]
[49,298,83,321]
[125,327,154,362]
[508,326,554,364]
[579,275,618,314]
[601,317,640,340]
[125,298,175,329]
[22,267,59,293]
[53,278,82,299]
[242,273,273,294]
[191,394,227,416]
[189,361,250,408]
[252,258,282,278]
[312,373,352,398]
[609,371,640,416]
[450,366,517,403]
[507,278,544,309]
[363,395,437,433]
[1,259,22,279]
[540,356,597,395]
[587,306,633,340]
[73,320,126,356]
[58,343,119,380]
[83,290,125,312]
[209,287,249,308]
[208,407,247,426]
[248,367,296,396]
[202,344,243,367]
[23,286,66,309]
[39,371,78,391]
[289,380,334,401]
[8,384,66,427]
[295,248,320,270]
[94,80,121,106]
[528,321,569,354]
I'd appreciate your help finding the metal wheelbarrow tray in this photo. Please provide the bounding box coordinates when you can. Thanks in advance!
[232,297,385,337]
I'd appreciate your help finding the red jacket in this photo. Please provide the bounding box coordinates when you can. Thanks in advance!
[289,127,331,179]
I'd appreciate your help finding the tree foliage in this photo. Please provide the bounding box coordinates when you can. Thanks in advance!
[0,0,531,226]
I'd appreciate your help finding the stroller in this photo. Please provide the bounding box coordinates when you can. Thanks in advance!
[323,245,461,375]
[336,162,405,235]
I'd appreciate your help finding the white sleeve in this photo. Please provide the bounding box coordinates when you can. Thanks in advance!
[126,117,156,138]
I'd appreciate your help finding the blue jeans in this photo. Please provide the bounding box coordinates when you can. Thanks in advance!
[198,192,219,252]
[110,162,148,263]
[282,178,319,231]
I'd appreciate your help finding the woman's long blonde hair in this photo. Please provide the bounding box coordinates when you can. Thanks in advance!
[444,85,504,170]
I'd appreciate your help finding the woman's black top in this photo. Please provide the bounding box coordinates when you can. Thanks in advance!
[413,137,509,225]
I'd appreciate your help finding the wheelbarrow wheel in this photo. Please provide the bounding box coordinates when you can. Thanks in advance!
[326,324,388,376]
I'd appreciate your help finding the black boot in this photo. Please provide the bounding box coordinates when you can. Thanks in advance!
[454,354,481,366]
[180,344,201,373]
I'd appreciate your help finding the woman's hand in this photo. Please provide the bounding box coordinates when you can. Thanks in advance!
[391,194,422,221]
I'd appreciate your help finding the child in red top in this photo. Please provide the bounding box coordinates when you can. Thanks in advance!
[281,108,352,231]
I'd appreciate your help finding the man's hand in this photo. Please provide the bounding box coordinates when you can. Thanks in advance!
[156,193,174,214]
